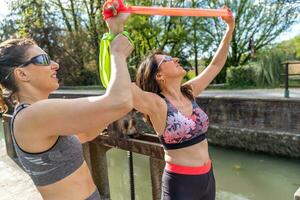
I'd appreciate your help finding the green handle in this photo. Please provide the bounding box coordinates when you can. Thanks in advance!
[99,31,133,88]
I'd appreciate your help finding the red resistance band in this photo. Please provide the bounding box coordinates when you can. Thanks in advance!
[102,0,232,20]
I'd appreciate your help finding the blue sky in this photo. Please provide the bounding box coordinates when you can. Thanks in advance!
[0,0,299,42]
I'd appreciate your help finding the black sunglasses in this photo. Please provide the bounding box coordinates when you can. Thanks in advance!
[2,54,52,82]
[19,54,51,68]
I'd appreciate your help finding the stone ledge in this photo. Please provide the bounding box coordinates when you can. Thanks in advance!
[207,125,300,158]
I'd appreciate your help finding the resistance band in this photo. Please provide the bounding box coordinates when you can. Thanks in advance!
[99,31,133,88]
[99,0,232,88]
[102,0,232,20]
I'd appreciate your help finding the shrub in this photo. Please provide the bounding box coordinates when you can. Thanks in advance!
[226,65,257,87]
[182,70,196,83]
[256,49,294,87]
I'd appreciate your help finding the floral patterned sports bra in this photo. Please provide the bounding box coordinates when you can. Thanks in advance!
[158,95,209,150]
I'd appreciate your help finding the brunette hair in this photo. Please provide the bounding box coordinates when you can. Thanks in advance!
[0,38,36,113]
[135,50,194,124]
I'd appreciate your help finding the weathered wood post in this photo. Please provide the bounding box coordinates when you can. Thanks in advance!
[83,140,111,200]
[295,187,300,200]
[149,157,165,200]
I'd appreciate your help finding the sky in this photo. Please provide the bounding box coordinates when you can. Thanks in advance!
[0,0,299,42]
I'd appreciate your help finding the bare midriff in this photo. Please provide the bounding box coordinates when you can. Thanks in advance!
[164,139,210,167]
[37,162,96,200]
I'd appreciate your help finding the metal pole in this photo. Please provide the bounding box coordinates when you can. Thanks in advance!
[128,151,135,200]
[284,63,290,98]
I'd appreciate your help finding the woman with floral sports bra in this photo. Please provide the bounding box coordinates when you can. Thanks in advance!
[131,6,235,200]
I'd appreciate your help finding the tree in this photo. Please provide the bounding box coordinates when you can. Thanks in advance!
[2,0,299,84]
[0,18,18,42]
[277,35,300,60]
[6,0,107,85]
[205,0,299,67]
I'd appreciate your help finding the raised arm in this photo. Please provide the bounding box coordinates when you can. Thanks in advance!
[184,6,235,97]
[15,13,134,139]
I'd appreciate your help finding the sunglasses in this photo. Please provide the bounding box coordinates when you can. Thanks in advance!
[19,54,51,68]
[157,55,174,69]
[2,54,52,81]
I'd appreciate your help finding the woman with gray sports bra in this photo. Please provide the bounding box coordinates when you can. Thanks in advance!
[0,12,133,200]
[131,6,235,200]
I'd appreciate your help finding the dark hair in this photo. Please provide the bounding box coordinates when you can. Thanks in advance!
[0,38,36,113]
[136,50,194,124]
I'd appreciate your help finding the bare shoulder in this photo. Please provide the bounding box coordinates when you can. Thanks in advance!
[132,84,167,116]
[13,101,51,138]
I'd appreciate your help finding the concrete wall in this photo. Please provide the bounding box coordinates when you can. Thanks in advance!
[196,97,300,157]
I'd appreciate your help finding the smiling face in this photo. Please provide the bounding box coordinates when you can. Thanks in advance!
[14,45,60,94]
[154,54,186,81]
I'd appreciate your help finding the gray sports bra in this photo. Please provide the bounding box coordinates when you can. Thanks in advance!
[11,103,84,187]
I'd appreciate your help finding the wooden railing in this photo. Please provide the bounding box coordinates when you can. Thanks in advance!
[2,112,165,200]
[2,90,300,199]
[282,61,300,98]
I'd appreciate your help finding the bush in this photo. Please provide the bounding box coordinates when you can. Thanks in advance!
[186,70,196,80]
[182,70,196,83]
[226,65,257,87]
[256,49,294,87]
[128,65,137,81]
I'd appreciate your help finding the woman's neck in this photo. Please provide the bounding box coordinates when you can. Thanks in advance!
[17,89,49,104]
[161,81,184,102]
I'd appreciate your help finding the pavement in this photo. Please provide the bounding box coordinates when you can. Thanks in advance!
[0,140,42,200]
[201,88,300,99]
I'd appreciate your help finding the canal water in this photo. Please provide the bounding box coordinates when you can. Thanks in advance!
[1,122,299,200]
[107,147,300,200]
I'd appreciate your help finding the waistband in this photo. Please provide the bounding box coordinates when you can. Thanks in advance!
[165,160,211,175]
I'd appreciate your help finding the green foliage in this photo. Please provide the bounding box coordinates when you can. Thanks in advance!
[256,49,294,87]
[1,0,299,86]
[0,18,18,41]
[128,65,137,82]
[276,35,300,60]
[226,65,257,87]
[182,70,196,83]
[186,70,196,80]
[205,0,299,67]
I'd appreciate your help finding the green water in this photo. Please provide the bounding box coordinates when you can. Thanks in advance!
[107,147,300,200]
[1,123,299,200]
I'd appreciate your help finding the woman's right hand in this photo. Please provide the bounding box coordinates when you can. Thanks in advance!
[110,34,134,59]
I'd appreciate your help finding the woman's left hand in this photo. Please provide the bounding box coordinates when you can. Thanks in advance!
[104,0,130,34]
[221,6,235,29]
